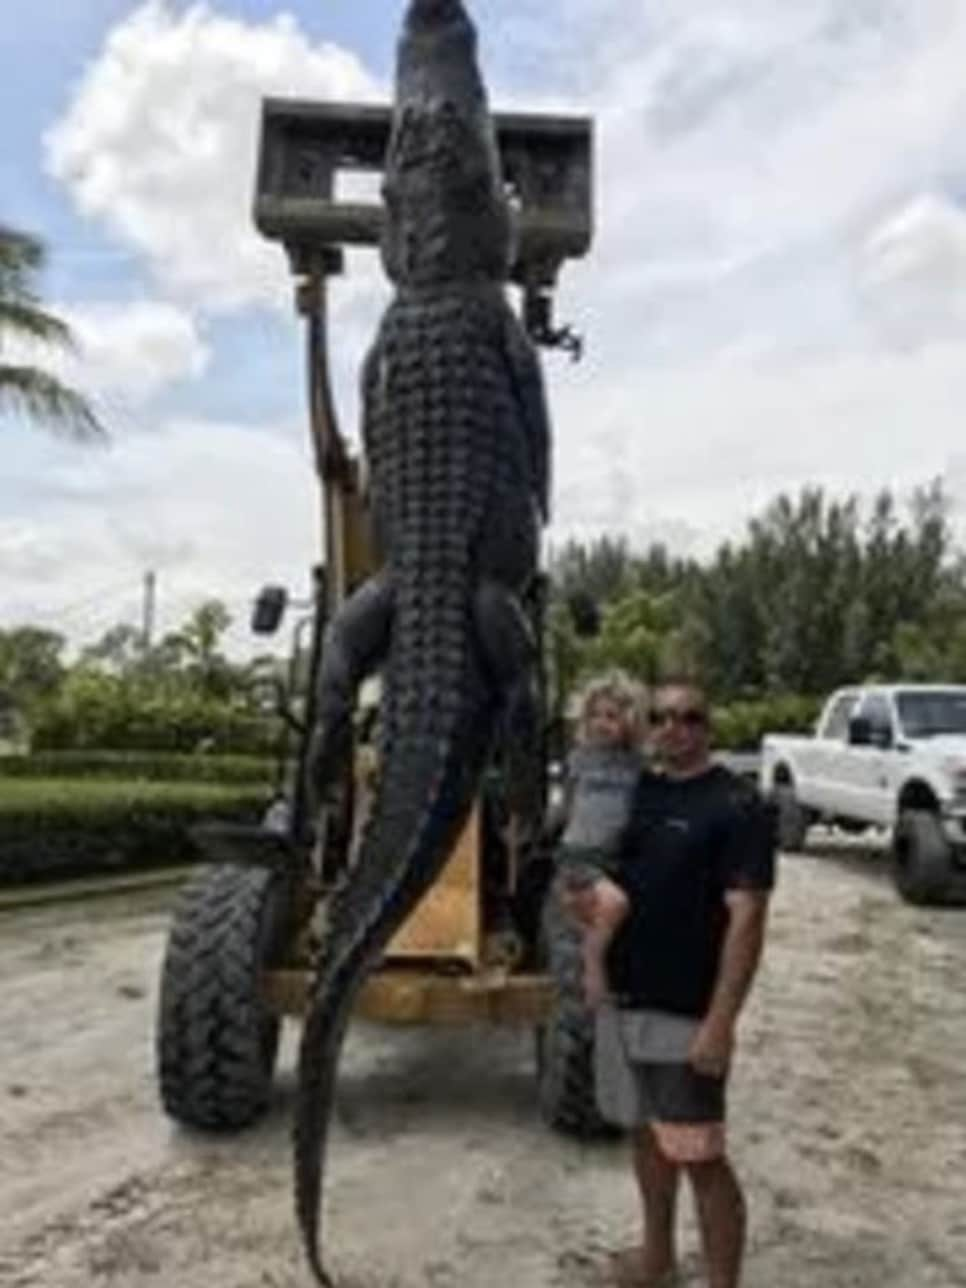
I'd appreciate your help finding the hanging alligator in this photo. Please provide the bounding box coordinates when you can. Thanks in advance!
[293,0,552,1281]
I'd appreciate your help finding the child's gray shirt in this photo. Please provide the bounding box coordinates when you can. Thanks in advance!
[559,745,643,853]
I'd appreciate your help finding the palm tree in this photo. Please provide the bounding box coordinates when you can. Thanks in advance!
[161,600,237,699]
[0,224,104,439]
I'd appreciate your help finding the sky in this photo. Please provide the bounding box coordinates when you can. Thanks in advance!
[5,0,966,656]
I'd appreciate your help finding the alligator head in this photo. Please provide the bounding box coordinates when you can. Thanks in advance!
[381,0,513,288]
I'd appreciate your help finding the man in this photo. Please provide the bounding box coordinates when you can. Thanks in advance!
[569,678,775,1288]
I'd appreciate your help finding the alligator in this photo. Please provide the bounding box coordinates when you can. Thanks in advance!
[293,0,552,1281]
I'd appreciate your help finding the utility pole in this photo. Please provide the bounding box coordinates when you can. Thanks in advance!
[141,570,157,651]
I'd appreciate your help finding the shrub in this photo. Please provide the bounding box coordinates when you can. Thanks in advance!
[0,778,271,885]
[31,670,278,755]
[0,750,276,785]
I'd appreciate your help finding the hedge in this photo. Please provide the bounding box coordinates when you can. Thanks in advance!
[0,778,272,885]
[30,677,279,755]
[710,694,822,751]
[0,750,277,785]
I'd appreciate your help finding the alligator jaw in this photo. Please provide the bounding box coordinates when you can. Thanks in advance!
[399,0,484,104]
[382,0,511,287]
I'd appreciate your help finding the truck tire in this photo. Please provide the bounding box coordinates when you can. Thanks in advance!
[157,864,292,1130]
[534,880,616,1138]
[892,810,958,907]
[774,783,809,852]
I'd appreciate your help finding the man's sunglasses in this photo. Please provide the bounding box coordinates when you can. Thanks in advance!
[650,707,708,728]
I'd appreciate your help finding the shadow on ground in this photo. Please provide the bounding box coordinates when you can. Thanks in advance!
[163,1024,572,1162]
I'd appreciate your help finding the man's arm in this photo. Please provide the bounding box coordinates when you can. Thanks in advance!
[689,889,770,1076]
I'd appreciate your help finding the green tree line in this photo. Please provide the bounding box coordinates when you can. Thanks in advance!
[0,600,280,754]
[2,481,963,755]
[547,479,966,716]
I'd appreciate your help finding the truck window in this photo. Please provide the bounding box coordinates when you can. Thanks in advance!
[896,689,966,737]
[822,692,857,741]
[856,692,894,742]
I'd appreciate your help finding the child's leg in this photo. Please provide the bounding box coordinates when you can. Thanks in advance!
[582,876,629,1008]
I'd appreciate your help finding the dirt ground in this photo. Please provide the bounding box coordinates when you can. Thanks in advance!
[2,839,966,1288]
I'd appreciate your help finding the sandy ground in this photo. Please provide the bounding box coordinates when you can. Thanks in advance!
[2,840,966,1288]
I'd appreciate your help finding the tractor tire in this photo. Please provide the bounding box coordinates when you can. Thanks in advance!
[892,810,963,907]
[534,880,617,1139]
[774,783,809,852]
[157,864,292,1131]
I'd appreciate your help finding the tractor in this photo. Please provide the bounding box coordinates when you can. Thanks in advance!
[154,96,606,1138]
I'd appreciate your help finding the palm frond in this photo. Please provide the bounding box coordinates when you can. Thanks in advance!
[0,226,44,274]
[0,299,73,348]
[0,225,107,442]
[0,227,45,298]
[0,364,105,441]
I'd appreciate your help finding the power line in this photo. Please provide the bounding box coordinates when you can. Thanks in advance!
[9,573,300,649]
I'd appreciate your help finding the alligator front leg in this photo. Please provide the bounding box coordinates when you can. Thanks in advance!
[473,580,543,837]
[306,572,394,807]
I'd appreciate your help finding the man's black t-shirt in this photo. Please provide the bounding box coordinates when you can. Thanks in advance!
[607,765,776,1018]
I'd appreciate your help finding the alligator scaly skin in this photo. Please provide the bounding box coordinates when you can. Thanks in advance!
[293,2,551,1282]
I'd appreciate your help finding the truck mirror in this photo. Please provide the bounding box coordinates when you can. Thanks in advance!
[871,724,893,750]
[251,585,288,635]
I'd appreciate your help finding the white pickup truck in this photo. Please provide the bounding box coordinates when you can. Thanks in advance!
[761,684,966,905]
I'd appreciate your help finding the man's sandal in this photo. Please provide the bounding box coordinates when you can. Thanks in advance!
[607,1246,680,1286]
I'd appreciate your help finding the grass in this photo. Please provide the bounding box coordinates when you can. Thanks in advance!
[0,750,275,784]
[0,776,269,815]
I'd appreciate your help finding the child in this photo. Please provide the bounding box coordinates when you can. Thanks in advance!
[557,670,647,1008]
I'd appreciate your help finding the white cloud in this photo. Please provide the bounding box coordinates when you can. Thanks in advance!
[62,299,209,399]
[15,0,966,635]
[0,418,318,656]
[549,342,966,558]
[858,193,966,346]
[3,297,209,424]
[497,0,966,547]
[565,0,950,379]
[46,1,382,313]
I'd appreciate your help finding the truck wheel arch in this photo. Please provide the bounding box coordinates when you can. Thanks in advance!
[896,780,939,815]
[771,770,809,851]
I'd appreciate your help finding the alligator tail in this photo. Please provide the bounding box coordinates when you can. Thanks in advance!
[294,560,494,1284]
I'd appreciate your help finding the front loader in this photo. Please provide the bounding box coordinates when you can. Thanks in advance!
[155,97,607,1138]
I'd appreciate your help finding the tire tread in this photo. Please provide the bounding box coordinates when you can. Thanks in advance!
[157,865,286,1130]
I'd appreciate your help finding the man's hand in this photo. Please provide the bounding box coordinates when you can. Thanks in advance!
[691,888,768,1077]
[688,1018,735,1077]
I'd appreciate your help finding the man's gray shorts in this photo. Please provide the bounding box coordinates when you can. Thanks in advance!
[595,1003,726,1152]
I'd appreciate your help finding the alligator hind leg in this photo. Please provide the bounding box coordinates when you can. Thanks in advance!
[473,580,543,838]
[307,573,394,806]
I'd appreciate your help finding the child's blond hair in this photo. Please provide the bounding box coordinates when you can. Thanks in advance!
[574,669,648,749]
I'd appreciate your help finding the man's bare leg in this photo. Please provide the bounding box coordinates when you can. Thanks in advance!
[686,1157,746,1288]
[612,1127,680,1282]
